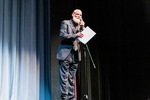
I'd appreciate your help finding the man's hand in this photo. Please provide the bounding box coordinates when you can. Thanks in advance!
[79,20,85,27]
[76,32,84,38]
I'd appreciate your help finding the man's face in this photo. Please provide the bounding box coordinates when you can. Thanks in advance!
[73,10,82,19]
[72,10,82,24]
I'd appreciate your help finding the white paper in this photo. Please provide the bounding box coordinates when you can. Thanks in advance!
[78,26,96,44]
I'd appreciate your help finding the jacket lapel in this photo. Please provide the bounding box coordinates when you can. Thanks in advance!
[69,20,77,34]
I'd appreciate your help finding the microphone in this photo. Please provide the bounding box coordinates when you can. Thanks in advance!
[80,17,83,21]
[79,18,85,31]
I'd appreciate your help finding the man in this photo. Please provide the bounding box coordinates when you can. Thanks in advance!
[56,9,85,100]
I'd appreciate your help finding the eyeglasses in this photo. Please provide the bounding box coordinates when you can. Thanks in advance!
[74,12,82,16]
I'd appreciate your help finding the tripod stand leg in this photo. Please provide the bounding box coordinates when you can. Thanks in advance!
[85,44,96,68]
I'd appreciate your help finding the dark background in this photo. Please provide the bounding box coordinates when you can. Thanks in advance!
[50,0,150,100]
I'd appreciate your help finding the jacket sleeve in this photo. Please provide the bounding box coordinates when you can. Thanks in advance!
[59,20,77,41]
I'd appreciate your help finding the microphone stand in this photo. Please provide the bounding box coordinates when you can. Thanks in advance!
[79,23,96,69]
[80,43,96,100]
[79,24,96,100]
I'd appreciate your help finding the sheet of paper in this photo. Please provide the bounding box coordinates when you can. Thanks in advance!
[78,26,96,44]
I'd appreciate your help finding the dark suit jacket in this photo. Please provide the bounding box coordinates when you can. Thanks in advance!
[56,19,81,61]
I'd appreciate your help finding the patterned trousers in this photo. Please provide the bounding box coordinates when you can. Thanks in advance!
[59,50,79,100]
